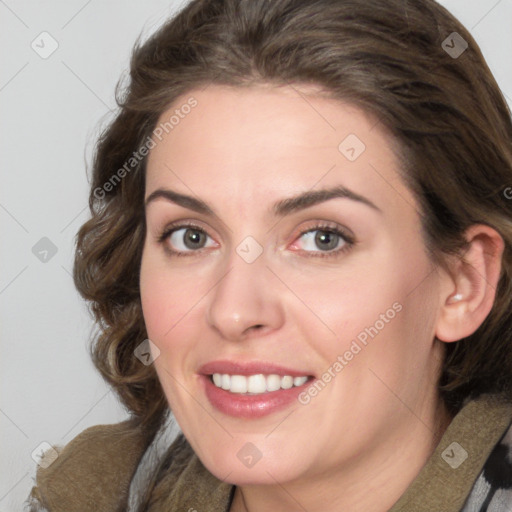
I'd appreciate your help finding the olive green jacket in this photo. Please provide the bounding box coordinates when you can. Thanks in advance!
[25,394,512,511]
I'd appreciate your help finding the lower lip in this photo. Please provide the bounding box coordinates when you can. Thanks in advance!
[201,375,312,418]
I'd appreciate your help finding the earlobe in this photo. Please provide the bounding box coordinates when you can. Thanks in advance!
[435,224,504,343]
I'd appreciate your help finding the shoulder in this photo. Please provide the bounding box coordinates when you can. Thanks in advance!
[25,418,149,512]
[462,419,512,511]
[390,393,512,512]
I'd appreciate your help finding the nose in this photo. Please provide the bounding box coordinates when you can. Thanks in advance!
[205,250,285,342]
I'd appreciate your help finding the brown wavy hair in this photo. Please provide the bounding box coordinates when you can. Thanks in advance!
[73,0,512,440]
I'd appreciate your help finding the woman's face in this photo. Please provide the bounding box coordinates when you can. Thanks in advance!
[140,84,447,485]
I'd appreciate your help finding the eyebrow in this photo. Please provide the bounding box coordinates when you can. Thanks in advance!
[144,185,381,218]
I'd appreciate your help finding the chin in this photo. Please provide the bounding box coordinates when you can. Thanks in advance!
[196,441,309,486]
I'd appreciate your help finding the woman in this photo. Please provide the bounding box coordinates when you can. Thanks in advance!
[26,0,512,510]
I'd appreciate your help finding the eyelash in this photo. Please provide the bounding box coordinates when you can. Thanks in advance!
[156,221,356,259]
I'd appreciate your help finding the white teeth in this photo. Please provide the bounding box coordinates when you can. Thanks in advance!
[230,375,247,393]
[221,374,230,390]
[212,373,222,387]
[266,374,281,392]
[281,376,293,389]
[211,373,309,394]
[294,376,308,386]
[248,374,267,394]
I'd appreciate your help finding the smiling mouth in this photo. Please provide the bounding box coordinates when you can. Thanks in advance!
[210,373,312,394]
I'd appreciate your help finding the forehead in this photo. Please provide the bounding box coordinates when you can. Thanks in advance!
[145,84,414,218]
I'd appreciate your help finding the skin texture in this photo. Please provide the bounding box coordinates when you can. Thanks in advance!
[139,84,502,512]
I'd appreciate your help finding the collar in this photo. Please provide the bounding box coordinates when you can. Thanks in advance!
[129,394,512,512]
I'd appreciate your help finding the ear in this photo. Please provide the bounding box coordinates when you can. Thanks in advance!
[435,224,504,343]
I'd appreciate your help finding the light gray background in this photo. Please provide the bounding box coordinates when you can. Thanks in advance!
[1,1,511,510]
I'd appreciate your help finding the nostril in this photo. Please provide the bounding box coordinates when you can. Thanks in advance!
[242,324,265,337]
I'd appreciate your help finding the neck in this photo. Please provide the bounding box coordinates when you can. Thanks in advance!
[230,397,453,512]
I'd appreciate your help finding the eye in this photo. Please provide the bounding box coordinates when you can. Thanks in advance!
[156,221,355,259]
[157,223,216,256]
[291,223,355,258]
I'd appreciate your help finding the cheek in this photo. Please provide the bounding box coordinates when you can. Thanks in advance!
[282,256,403,355]
[304,246,434,363]
[140,248,189,343]
[139,246,214,375]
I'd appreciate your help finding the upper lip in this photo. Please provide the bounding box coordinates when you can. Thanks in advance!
[198,360,313,377]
